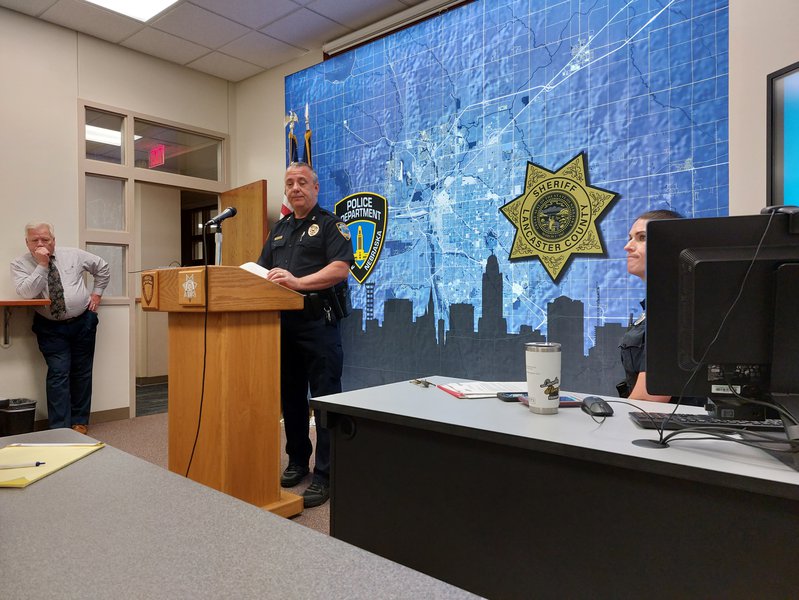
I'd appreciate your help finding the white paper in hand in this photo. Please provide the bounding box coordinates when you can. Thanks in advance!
[240,262,271,279]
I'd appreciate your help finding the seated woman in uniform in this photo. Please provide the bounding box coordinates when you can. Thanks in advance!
[620,209,699,403]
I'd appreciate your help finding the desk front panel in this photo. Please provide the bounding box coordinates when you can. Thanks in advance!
[328,411,799,600]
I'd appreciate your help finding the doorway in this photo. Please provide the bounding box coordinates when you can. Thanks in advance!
[134,183,218,415]
[180,191,219,266]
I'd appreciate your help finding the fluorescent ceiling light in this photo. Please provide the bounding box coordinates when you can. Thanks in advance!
[323,0,471,56]
[86,125,141,146]
[86,125,122,146]
[84,0,179,22]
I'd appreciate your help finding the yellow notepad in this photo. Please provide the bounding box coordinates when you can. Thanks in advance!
[0,442,104,488]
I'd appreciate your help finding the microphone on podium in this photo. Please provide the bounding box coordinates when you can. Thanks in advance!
[205,206,238,227]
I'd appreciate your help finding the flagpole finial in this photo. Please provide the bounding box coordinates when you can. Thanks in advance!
[285,110,298,133]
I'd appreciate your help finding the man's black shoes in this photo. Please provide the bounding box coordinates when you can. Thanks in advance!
[282,464,330,507]
[302,479,330,508]
[281,463,309,487]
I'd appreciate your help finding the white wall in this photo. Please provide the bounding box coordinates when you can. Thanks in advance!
[729,0,799,215]
[78,35,230,134]
[0,11,77,414]
[0,13,78,261]
[0,8,230,420]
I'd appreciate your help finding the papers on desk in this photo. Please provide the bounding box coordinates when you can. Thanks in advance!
[0,442,104,488]
[437,381,526,399]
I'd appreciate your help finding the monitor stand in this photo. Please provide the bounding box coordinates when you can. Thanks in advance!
[772,394,799,471]
[706,397,770,420]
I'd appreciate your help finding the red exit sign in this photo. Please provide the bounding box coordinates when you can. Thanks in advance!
[149,144,165,168]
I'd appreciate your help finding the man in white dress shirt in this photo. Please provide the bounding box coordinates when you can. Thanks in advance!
[10,222,110,433]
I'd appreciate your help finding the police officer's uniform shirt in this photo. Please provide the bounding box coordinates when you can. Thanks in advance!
[257,204,353,284]
[619,300,646,394]
[619,299,705,407]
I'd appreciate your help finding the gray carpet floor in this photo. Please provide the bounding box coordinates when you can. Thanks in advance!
[90,407,330,536]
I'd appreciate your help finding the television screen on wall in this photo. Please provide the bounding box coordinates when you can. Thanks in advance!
[768,60,799,206]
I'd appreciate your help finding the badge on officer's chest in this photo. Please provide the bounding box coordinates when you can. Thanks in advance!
[308,224,320,237]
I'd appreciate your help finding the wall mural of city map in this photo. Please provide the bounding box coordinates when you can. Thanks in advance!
[285,0,729,396]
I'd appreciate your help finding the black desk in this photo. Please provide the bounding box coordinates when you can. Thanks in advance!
[0,428,479,599]
[312,377,799,600]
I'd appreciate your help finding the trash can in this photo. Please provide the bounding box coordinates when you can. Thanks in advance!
[0,398,36,436]
[0,398,6,436]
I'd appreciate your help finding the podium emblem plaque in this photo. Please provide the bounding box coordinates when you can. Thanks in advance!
[178,268,206,306]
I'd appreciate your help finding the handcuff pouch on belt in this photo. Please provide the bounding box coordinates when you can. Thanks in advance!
[302,283,351,324]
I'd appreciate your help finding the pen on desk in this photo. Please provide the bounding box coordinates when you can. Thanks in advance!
[0,461,46,469]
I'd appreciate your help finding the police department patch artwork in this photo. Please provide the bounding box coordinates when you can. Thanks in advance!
[500,153,618,281]
[335,192,387,284]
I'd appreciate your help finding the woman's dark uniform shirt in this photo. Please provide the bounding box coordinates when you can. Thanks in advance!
[620,300,646,395]
[619,299,704,407]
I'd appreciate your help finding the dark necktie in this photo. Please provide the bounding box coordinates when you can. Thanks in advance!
[48,256,67,319]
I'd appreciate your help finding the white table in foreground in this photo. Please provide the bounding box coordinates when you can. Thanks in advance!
[0,428,480,599]
[311,377,799,600]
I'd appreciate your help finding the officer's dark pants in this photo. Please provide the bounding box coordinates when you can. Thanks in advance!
[32,310,99,429]
[280,311,343,483]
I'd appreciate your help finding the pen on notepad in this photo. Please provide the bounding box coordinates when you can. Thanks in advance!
[0,462,46,469]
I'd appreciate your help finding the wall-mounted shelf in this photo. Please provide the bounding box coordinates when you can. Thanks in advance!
[0,300,50,348]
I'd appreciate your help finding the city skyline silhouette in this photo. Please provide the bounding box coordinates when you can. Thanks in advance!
[340,254,629,397]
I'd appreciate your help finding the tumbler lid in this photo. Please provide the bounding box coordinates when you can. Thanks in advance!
[525,342,561,352]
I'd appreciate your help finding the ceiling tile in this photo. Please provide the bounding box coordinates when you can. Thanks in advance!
[261,7,350,50]
[41,0,143,43]
[122,27,210,65]
[308,0,407,31]
[0,0,59,16]
[220,31,305,70]
[3,0,440,81]
[188,0,300,29]
[152,3,249,49]
[187,51,263,82]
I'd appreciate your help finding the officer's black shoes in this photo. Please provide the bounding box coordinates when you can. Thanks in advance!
[302,479,330,508]
[281,462,309,487]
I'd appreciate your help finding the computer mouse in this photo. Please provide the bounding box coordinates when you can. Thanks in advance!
[581,396,614,417]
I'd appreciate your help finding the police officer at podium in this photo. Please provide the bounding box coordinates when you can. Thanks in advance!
[257,161,352,508]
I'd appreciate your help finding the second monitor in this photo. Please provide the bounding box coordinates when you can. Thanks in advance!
[646,211,799,422]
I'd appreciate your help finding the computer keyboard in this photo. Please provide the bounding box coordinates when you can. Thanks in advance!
[629,411,785,432]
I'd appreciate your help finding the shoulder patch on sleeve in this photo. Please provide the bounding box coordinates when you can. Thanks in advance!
[336,222,351,241]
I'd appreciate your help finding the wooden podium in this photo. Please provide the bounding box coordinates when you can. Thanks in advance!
[140,266,304,517]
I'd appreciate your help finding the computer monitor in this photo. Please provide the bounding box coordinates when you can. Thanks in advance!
[768,60,799,206]
[646,212,799,425]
